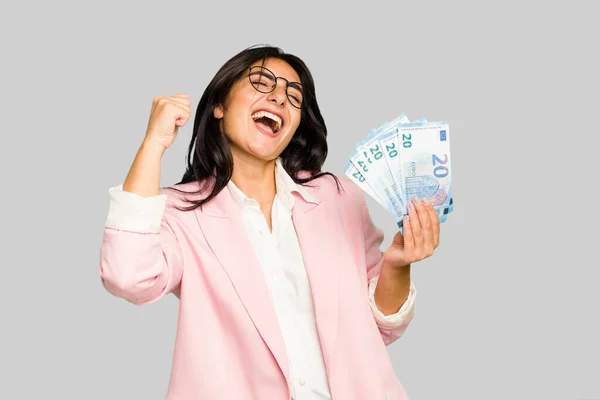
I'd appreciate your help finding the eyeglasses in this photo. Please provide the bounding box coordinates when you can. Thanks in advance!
[247,66,304,109]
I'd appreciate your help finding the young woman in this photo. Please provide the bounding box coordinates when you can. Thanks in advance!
[99,44,440,400]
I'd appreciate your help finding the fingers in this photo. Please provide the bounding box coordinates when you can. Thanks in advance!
[154,95,192,124]
[155,102,190,128]
[415,198,435,255]
[166,93,191,103]
[425,201,441,248]
[402,214,414,252]
[153,94,192,111]
[408,197,442,260]
[407,198,423,251]
[163,97,192,113]
[170,96,192,110]
[172,103,192,120]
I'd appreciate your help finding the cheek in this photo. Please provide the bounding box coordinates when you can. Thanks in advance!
[279,127,298,149]
[222,112,247,138]
[288,115,301,135]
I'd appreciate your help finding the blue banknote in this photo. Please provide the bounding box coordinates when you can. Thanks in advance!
[345,114,453,230]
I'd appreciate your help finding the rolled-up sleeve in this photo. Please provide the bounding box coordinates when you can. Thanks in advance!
[105,185,168,233]
[99,185,183,305]
[368,274,416,329]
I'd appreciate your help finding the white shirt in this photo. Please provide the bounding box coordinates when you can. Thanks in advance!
[106,158,416,400]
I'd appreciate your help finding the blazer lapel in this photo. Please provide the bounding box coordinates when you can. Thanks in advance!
[193,189,291,384]
[190,179,342,384]
[291,189,340,375]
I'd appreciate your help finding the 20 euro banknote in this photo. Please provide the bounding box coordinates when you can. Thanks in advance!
[345,115,453,229]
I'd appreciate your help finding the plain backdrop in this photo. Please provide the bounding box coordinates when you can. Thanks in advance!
[1,1,599,399]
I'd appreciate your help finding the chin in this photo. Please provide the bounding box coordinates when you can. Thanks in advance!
[244,133,289,160]
[246,143,282,161]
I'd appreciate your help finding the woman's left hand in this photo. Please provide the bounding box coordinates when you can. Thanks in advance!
[383,197,441,268]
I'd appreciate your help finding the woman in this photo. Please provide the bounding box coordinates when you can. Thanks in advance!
[99,44,440,400]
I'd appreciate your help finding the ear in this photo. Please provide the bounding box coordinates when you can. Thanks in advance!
[213,105,224,119]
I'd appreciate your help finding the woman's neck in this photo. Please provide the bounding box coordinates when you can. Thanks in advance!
[230,155,277,206]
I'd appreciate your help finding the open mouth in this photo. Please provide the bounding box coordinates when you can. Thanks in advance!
[251,110,283,134]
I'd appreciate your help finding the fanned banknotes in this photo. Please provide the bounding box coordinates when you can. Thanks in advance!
[345,114,453,229]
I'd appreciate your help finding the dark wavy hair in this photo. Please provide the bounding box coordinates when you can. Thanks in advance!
[170,44,340,211]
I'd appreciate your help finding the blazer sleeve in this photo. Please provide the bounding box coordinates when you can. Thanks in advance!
[361,201,416,346]
[98,185,184,306]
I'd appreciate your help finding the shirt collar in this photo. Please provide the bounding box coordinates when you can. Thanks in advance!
[227,158,317,209]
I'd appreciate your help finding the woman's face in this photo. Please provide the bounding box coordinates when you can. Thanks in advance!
[214,58,303,163]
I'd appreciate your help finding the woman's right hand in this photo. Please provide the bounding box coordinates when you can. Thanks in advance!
[121,94,192,197]
[144,94,192,150]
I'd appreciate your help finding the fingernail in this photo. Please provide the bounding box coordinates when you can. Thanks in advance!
[408,202,414,211]
[413,197,420,204]
[423,198,430,205]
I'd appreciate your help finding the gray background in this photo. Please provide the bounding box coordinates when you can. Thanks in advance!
[2,1,599,399]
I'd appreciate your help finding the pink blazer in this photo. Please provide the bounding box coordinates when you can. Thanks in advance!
[99,174,414,400]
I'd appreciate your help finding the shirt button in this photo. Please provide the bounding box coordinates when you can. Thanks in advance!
[298,380,305,386]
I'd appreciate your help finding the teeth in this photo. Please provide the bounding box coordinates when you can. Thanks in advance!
[251,110,282,132]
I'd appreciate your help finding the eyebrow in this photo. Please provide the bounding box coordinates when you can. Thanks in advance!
[249,70,303,89]
[248,71,271,78]
[287,82,303,91]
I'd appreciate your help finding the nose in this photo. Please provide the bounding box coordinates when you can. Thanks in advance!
[267,82,287,107]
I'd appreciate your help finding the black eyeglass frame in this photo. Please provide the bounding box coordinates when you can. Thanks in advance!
[247,65,305,109]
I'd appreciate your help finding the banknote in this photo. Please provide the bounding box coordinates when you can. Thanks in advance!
[350,115,411,223]
[345,114,453,230]
[397,120,452,211]
[343,161,386,209]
